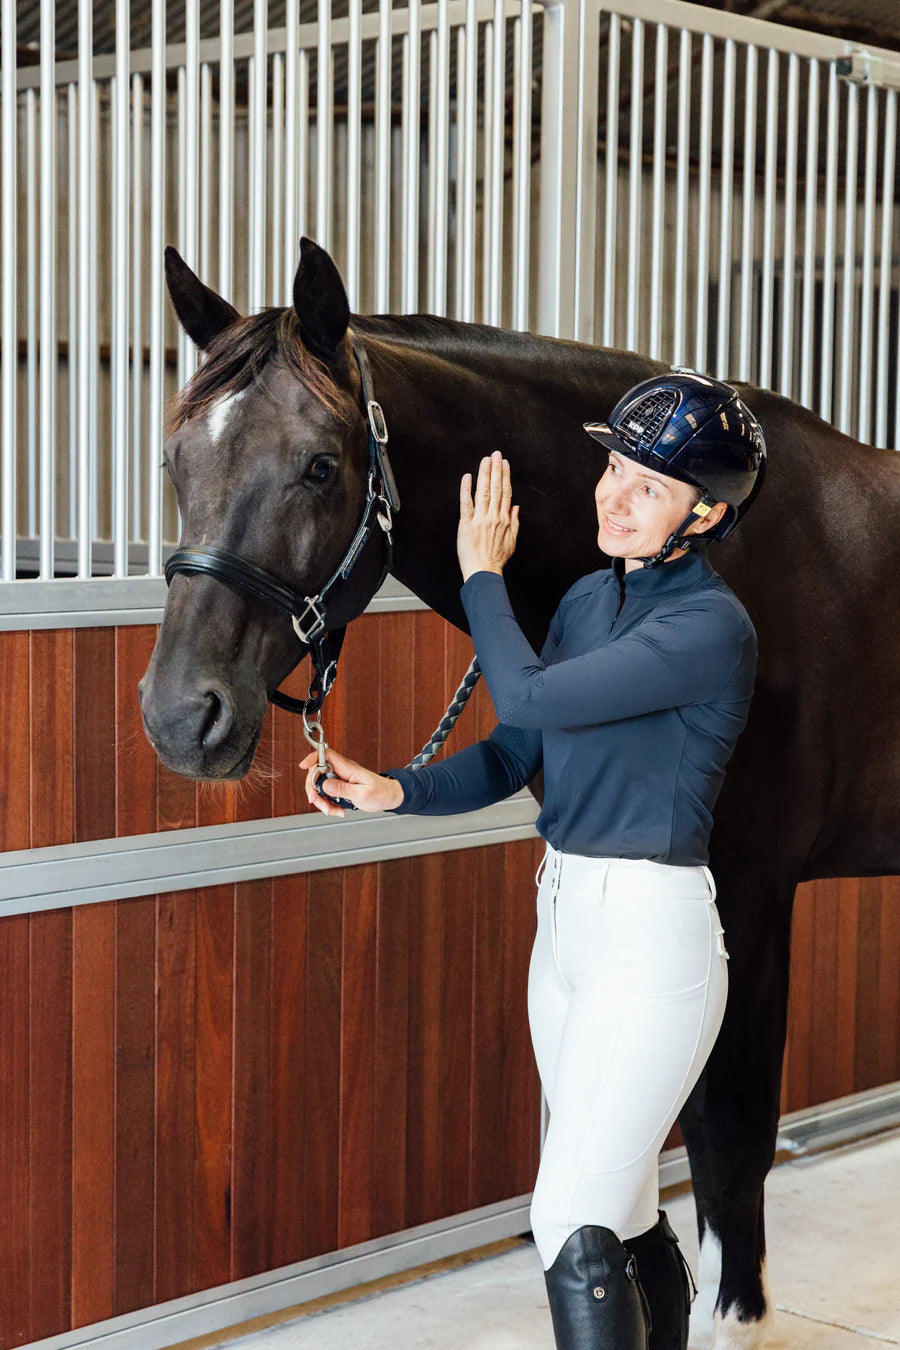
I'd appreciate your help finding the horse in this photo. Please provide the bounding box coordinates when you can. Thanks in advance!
[139,237,900,1350]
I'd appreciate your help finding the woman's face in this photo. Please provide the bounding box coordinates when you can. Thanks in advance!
[594,450,722,560]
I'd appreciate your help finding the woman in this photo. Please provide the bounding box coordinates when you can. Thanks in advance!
[301,371,766,1350]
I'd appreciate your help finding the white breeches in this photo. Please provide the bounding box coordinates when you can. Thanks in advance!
[528,844,729,1271]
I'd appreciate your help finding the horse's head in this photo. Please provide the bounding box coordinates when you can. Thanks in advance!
[139,238,386,780]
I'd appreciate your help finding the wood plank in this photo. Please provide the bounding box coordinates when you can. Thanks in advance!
[0,631,31,852]
[0,916,31,1350]
[302,869,342,1258]
[808,879,840,1107]
[271,658,312,819]
[71,903,116,1328]
[501,840,542,1197]
[372,857,411,1238]
[115,627,158,838]
[438,847,476,1217]
[29,629,74,848]
[341,615,382,773]
[338,865,378,1249]
[377,613,415,770]
[192,886,235,1293]
[114,896,157,1315]
[28,909,73,1340]
[833,878,860,1100]
[231,880,274,1280]
[784,882,815,1113]
[270,873,308,1269]
[74,629,116,843]
[412,612,449,769]
[155,891,197,1305]
[405,852,443,1229]
[876,876,900,1088]
[853,880,884,1093]
[470,845,508,1208]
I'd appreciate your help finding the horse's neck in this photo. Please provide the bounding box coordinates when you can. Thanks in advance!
[355,320,659,638]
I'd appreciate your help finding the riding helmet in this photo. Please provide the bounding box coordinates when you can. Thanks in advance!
[583,369,766,568]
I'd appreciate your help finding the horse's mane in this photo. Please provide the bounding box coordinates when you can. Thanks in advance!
[168,306,350,433]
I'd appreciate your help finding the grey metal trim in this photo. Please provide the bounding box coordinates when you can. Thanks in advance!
[0,794,540,913]
[25,1193,535,1350]
[0,573,428,631]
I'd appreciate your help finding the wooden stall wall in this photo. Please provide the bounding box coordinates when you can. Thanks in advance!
[0,611,497,847]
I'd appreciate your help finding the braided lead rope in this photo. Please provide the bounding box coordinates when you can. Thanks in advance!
[406,658,482,770]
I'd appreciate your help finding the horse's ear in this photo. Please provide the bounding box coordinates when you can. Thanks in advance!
[165,246,240,350]
[292,237,350,363]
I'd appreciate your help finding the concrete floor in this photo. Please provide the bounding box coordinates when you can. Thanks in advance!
[204,1130,900,1349]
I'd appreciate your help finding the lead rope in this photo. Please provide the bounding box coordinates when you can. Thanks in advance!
[406,657,482,769]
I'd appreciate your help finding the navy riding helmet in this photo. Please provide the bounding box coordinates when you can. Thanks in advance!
[584,369,767,569]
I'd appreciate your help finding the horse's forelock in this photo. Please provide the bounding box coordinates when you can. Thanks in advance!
[167,307,353,435]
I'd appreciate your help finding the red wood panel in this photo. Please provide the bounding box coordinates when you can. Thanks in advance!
[470,844,511,1209]
[231,880,275,1280]
[270,874,308,1269]
[192,885,235,1292]
[0,631,30,852]
[501,839,544,1196]
[0,915,30,1350]
[28,909,73,1339]
[405,852,444,1229]
[338,865,378,1248]
[116,628,158,838]
[114,896,157,1315]
[875,878,900,1087]
[71,903,116,1328]
[372,857,412,1238]
[302,869,343,1258]
[155,891,197,1303]
[74,628,116,843]
[438,846,476,1218]
[29,630,74,847]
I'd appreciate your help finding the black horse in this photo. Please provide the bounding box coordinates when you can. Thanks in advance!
[139,238,900,1349]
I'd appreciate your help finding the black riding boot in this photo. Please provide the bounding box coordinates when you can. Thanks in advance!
[544,1225,651,1349]
[623,1210,697,1350]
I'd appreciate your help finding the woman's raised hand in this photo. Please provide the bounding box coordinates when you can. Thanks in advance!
[457,450,520,583]
[300,747,404,818]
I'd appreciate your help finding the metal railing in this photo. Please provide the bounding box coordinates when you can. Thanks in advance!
[2,0,900,595]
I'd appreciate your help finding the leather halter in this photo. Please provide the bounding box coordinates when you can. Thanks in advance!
[164,329,400,718]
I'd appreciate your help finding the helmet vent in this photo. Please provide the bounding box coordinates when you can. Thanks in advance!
[617,389,679,451]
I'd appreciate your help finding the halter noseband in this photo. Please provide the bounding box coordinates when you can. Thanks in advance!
[163,329,400,718]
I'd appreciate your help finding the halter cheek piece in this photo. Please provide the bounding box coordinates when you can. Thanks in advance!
[164,330,400,724]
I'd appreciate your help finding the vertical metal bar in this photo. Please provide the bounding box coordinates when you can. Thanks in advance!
[375,0,393,311]
[26,90,38,543]
[68,83,77,541]
[298,50,309,241]
[876,90,896,448]
[738,44,757,383]
[427,32,438,311]
[113,0,131,577]
[454,25,465,318]
[513,0,533,333]
[459,0,477,321]
[487,0,505,325]
[694,32,713,371]
[219,0,234,298]
[250,0,269,309]
[39,0,57,577]
[838,80,858,436]
[778,52,798,398]
[200,63,213,283]
[402,0,421,312]
[715,38,736,379]
[482,19,493,323]
[626,19,644,354]
[672,28,691,366]
[185,0,199,278]
[132,74,143,544]
[857,83,878,444]
[284,0,298,303]
[573,0,600,343]
[271,52,284,305]
[347,0,362,308]
[90,81,99,547]
[77,0,93,576]
[0,0,17,578]
[432,0,451,316]
[819,60,838,424]
[800,57,819,409]
[649,23,668,362]
[759,49,779,390]
[177,65,188,389]
[602,14,620,347]
[148,0,166,574]
[317,0,333,253]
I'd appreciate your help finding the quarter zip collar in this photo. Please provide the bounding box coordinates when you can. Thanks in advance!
[612,547,714,597]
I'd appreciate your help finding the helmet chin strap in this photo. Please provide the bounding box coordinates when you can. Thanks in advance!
[634,494,717,569]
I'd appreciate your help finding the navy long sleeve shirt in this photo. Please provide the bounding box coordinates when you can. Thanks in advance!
[386,548,758,866]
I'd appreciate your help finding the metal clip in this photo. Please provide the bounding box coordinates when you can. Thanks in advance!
[376,495,393,535]
[292,596,326,644]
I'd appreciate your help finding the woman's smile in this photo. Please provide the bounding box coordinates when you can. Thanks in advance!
[602,514,635,536]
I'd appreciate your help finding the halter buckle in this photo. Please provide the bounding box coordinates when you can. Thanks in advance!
[377,495,393,535]
[292,596,326,644]
[367,399,388,444]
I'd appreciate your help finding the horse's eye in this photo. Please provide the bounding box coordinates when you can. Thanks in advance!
[306,456,336,484]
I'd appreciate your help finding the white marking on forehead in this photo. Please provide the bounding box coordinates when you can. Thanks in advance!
[207,388,247,444]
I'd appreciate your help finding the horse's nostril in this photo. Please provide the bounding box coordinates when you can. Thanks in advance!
[200,685,234,751]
